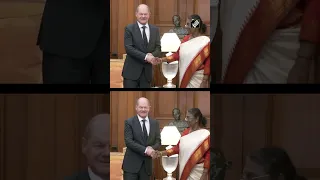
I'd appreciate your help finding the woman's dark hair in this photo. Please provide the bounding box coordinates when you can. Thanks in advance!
[248,147,307,180]
[187,108,207,127]
[188,14,206,34]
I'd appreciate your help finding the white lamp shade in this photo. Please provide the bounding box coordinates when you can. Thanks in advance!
[161,126,181,146]
[161,33,181,52]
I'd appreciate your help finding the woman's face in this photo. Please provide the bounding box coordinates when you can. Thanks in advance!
[185,111,198,128]
[242,157,271,180]
[185,18,196,34]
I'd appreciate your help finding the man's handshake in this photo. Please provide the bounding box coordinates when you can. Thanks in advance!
[146,53,162,65]
[145,146,163,159]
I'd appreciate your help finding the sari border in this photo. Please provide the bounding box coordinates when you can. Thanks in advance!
[180,43,210,88]
[223,0,300,83]
[180,136,210,180]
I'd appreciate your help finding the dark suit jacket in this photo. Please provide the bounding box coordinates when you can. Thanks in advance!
[37,0,107,59]
[122,23,161,82]
[122,116,161,175]
[64,171,90,180]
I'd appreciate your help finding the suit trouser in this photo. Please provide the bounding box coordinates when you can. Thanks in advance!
[123,67,151,88]
[123,161,151,180]
[42,22,109,84]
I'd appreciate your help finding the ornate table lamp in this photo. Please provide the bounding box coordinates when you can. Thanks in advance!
[160,33,181,88]
[160,126,181,180]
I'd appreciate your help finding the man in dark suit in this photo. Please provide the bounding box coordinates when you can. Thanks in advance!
[122,97,161,180]
[65,114,110,180]
[37,0,108,84]
[122,4,162,88]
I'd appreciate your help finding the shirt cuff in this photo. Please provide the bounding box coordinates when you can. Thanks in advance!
[144,147,148,154]
[144,54,148,61]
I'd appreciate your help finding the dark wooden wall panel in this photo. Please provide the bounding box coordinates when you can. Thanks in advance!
[212,94,320,180]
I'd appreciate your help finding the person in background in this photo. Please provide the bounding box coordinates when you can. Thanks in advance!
[65,114,110,180]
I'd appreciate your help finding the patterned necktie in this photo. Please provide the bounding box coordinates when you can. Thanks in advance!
[142,119,148,142]
[142,26,148,48]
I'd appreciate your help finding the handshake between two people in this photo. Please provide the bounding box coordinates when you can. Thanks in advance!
[145,146,163,159]
[146,53,163,65]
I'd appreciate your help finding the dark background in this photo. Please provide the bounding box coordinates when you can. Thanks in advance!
[212,94,320,180]
[0,94,110,180]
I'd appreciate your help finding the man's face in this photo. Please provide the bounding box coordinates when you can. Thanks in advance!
[136,6,150,25]
[136,99,150,118]
[82,123,110,178]
[173,109,180,120]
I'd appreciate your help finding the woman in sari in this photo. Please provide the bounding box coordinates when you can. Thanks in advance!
[159,14,210,88]
[155,108,210,180]
[216,0,320,83]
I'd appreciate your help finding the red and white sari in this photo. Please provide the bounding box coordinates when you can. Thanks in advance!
[167,35,210,88]
[220,0,320,83]
[166,128,210,180]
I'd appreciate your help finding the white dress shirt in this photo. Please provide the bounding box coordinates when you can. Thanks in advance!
[88,167,103,180]
[137,21,150,42]
[137,115,150,135]
[137,21,151,60]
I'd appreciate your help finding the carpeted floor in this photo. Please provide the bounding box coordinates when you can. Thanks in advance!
[110,60,124,88]
[110,152,124,180]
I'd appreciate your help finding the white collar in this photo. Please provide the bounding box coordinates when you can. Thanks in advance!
[88,167,103,180]
[137,115,149,122]
[137,21,149,29]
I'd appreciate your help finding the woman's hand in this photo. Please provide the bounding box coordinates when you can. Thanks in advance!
[200,172,208,180]
[160,57,168,63]
[200,75,209,88]
[287,57,312,83]
[200,80,209,88]
[287,41,317,83]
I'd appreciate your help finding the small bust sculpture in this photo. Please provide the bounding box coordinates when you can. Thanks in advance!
[168,15,189,39]
[168,108,188,133]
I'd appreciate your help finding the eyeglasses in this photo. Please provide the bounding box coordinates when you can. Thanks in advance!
[241,174,270,180]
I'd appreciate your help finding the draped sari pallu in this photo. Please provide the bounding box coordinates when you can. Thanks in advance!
[167,36,210,88]
[167,129,210,180]
[221,0,308,83]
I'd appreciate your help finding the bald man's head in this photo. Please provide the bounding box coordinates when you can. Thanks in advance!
[135,4,150,25]
[136,4,150,13]
[136,97,150,106]
[82,114,110,179]
[136,97,151,118]
[84,114,110,140]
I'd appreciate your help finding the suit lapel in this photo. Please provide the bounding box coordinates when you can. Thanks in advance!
[77,171,90,180]
[135,23,146,51]
[134,116,145,142]
[147,25,155,51]
[147,118,155,144]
